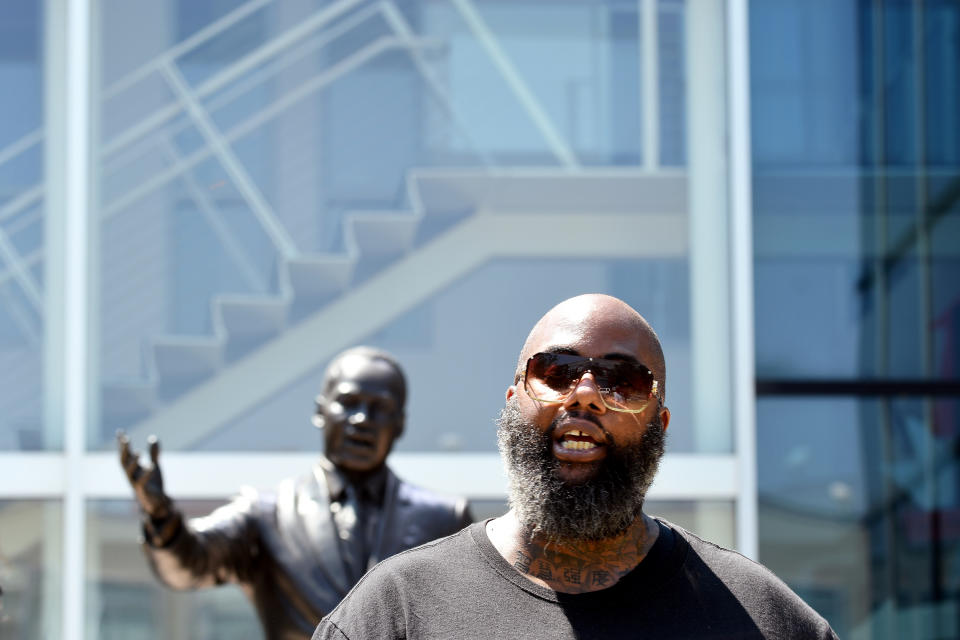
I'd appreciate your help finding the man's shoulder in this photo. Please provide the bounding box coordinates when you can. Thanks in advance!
[662,519,837,638]
[666,520,790,588]
[372,520,477,571]
[320,524,485,638]
[335,524,479,597]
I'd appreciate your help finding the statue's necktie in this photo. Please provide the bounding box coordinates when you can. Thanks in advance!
[333,484,368,583]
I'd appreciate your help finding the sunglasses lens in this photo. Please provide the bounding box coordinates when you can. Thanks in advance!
[525,353,655,412]
[598,362,653,402]
[525,353,580,399]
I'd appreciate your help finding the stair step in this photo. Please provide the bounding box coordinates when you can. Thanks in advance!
[153,336,224,399]
[287,256,354,297]
[215,294,289,362]
[215,294,288,338]
[345,212,418,256]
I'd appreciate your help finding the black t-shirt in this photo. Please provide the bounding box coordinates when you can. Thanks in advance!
[313,519,838,639]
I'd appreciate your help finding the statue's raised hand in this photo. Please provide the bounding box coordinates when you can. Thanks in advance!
[117,430,173,520]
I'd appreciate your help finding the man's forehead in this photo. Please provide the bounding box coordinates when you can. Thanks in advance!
[528,299,646,348]
[527,318,648,359]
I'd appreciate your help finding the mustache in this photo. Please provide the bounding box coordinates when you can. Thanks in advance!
[546,410,605,436]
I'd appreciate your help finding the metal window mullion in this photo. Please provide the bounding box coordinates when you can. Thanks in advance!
[0,452,740,503]
[46,0,94,638]
[726,0,758,561]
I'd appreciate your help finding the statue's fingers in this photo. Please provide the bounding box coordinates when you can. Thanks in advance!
[133,465,151,489]
[148,435,160,468]
[117,430,131,464]
[123,449,142,480]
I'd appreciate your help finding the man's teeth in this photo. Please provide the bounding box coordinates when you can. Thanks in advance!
[559,430,598,450]
[561,440,597,450]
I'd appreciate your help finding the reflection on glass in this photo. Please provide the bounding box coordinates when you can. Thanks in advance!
[758,397,960,639]
[88,499,256,639]
[0,0,46,451]
[92,1,701,457]
[0,500,61,639]
[188,258,699,454]
[649,500,735,551]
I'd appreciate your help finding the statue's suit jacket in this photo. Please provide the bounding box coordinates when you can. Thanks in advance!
[142,463,472,640]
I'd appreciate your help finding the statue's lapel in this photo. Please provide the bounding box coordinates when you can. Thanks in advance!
[281,467,352,597]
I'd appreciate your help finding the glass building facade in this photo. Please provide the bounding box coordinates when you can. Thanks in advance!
[751,1,960,637]
[0,1,955,638]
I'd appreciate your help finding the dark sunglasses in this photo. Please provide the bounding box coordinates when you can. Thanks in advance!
[522,352,659,414]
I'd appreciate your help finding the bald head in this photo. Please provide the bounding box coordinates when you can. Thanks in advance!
[516,294,666,401]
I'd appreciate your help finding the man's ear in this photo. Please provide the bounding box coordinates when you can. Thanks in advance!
[659,406,671,432]
[312,395,325,430]
[506,385,516,402]
[393,412,406,440]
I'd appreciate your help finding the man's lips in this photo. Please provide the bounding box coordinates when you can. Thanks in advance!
[551,418,607,462]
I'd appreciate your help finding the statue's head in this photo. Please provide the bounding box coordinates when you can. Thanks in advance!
[312,347,406,475]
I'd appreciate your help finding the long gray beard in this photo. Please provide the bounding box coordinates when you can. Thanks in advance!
[496,400,666,542]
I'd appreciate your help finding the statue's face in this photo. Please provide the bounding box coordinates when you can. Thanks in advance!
[317,355,404,473]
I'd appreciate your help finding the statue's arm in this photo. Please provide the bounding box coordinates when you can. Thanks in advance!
[116,432,260,589]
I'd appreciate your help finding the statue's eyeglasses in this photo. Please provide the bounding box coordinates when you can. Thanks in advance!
[522,352,659,414]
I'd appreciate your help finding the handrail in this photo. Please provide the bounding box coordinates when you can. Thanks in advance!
[101,0,274,101]
[450,0,579,169]
[0,0,395,295]
[161,61,299,259]
[101,0,369,158]
[101,36,435,220]
[101,1,383,177]
[0,0,276,175]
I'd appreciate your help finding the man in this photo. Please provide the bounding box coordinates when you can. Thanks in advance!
[119,346,472,640]
[313,295,838,639]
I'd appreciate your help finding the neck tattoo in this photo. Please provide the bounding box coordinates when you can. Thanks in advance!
[509,514,658,594]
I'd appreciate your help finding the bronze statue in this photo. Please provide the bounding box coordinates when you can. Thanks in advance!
[118,346,473,640]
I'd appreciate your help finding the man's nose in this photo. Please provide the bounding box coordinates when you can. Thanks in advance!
[562,371,606,414]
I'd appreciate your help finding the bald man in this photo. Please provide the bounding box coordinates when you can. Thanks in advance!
[118,347,472,640]
[313,295,838,640]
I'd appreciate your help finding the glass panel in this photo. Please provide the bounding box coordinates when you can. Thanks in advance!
[0,0,47,450]
[88,499,257,639]
[751,0,960,383]
[758,397,960,639]
[184,258,696,453]
[93,1,724,455]
[0,500,62,639]
[753,1,960,637]
[649,499,735,550]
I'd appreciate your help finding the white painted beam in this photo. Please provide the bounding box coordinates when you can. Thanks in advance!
[0,452,737,502]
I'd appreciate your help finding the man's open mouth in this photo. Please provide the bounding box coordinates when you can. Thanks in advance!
[551,422,606,462]
[558,429,600,451]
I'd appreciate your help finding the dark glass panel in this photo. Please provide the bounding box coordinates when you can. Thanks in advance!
[758,396,960,639]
